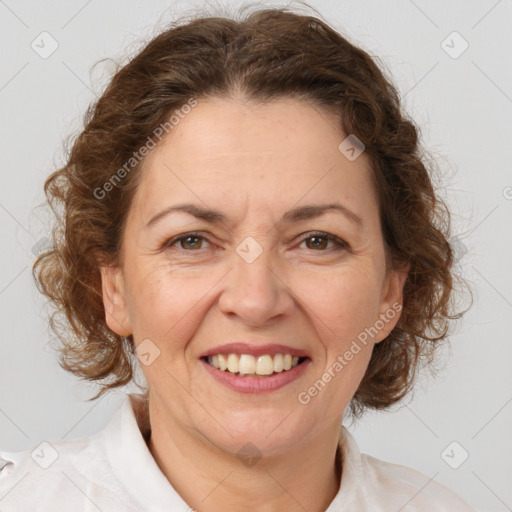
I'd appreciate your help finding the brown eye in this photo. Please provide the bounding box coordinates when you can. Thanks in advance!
[178,235,204,250]
[299,232,348,251]
[305,235,329,250]
[165,232,209,251]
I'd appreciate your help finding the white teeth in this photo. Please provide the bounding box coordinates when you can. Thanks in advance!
[227,354,239,373]
[239,354,256,375]
[256,355,274,375]
[273,354,284,372]
[206,353,303,376]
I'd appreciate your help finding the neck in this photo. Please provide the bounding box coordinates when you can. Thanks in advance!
[146,398,343,512]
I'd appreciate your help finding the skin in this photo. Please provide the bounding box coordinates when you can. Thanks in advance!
[101,95,408,512]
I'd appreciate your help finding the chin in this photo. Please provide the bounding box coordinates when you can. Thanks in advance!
[199,407,314,458]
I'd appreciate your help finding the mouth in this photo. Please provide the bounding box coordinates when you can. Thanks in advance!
[199,345,311,393]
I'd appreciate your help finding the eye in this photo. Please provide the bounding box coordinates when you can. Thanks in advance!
[298,231,349,251]
[163,231,349,253]
[165,232,210,251]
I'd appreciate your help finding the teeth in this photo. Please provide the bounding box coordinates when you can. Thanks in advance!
[206,353,303,376]
[227,354,239,373]
[239,354,256,375]
[273,354,284,372]
[256,355,274,375]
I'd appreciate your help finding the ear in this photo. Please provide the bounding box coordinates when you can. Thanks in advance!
[100,266,132,337]
[373,261,410,343]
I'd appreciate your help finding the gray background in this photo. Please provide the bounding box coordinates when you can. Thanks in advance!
[1,1,511,510]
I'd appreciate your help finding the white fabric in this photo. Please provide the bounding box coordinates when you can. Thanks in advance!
[0,393,475,511]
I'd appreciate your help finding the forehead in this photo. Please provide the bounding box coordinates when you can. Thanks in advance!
[130,96,379,228]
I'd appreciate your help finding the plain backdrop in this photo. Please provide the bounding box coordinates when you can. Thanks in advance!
[1,1,511,510]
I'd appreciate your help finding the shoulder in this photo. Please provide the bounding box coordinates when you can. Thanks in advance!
[360,453,475,511]
[335,427,476,511]
[0,427,137,511]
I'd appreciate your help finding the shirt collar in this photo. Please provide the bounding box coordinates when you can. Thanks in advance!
[103,393,189,510]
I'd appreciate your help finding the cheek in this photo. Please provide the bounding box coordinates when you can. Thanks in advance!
[295,264,383,344]
[124,261,205,342]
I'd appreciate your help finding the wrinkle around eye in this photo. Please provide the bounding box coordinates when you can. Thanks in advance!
[154,234,354,266]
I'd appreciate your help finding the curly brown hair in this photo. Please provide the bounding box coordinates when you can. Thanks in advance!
[33,3,471,417]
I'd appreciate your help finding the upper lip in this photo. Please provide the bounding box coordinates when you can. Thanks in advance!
[200,343,310,359]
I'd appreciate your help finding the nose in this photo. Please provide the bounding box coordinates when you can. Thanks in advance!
[218,245,295,327]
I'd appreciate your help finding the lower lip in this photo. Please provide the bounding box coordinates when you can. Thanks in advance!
[200,358,311,393]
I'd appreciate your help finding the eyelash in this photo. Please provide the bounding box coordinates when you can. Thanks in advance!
[164,231,349,252]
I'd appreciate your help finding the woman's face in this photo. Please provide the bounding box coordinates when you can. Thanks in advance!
[101,96,407,456]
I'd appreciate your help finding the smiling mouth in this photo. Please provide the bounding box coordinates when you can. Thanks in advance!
[202,353,309,377]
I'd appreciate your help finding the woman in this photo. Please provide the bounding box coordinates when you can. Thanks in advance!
[0,5,474,511]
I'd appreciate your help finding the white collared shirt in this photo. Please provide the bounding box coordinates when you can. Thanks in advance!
[0,394,475,511]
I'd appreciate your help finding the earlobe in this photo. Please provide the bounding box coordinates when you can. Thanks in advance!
[374,263,410,343]
[100,266,132,337]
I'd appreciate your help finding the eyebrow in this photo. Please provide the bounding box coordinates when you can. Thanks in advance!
[145,202,363,230]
